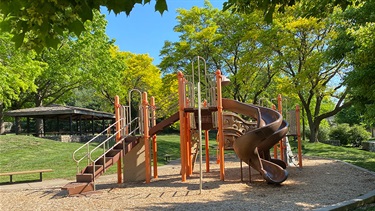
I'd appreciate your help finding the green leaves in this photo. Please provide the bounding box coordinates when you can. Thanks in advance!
[155,0,168,14]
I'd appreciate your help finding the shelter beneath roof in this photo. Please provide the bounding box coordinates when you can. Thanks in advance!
[5,105,115,142]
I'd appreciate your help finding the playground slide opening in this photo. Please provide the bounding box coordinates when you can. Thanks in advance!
[222,98,289,184]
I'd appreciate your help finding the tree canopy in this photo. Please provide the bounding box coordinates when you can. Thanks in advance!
[0,0,358,52]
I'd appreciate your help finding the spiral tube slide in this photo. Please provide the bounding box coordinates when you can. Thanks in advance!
[222,98,289,184]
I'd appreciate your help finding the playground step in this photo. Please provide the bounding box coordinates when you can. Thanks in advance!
[61,182,94,195]
[84,165,104,176]
[76,173,94,182]
[96,156,115,167]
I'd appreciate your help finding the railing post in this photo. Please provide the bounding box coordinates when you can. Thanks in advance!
[277,94,285,163]
[143,92,151,183]
[216,70,225,181]
[114,95,122,184]
[151,96,158,178]
[178,71,187,181]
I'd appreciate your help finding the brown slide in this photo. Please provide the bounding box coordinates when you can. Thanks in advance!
[222,98,289,184]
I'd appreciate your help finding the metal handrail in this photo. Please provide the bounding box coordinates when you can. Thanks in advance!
[72,119,122,170]
[89,118,140,164]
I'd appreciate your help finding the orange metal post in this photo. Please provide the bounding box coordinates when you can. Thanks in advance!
[277,94,284,162]
[142,92,151,183]
[151,97,158,178]
[114,95,122,184]
[177,71,187,181]
[216,70,225,181]
[205,130,210,172]
[272,104,278,159]
[296,105,303,168]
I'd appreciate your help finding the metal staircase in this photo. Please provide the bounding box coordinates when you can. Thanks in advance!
[62,106,142,195]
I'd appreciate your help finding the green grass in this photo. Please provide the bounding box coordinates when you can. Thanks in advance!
[290,140,375,172]
[0,134,92,182]
[1,134,374,183]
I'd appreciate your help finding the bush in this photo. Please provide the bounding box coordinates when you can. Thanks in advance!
[304,126,330,142]
[349,124,371,147]
[329,124,351,145]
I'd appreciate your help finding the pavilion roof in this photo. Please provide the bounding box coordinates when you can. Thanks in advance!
[5,105,115,120]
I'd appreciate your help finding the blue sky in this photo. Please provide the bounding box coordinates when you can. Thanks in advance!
[102,0,225,65]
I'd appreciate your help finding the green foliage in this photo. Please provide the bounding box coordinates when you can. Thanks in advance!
[328,123,370,147]
[159,2,280,103]
[0,0,364,52]
[104,48,162,107]
[0,32,46,108]
[329,0,375,127]
[0,0,168,52]
[348,124,371,147]
[335,105,362,125]
[329,123,351,145]
[8,11,121,110]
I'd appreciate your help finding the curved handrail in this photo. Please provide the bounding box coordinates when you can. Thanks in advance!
[72,119,121,165]
[89,118,139,164]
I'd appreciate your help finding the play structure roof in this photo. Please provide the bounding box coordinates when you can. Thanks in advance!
[5,105,115,120]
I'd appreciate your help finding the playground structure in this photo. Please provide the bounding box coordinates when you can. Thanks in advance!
[62,57,302,195]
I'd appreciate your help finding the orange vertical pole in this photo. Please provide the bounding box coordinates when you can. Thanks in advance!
[277,94,284,162]
[142,92,151,183]
[151,97,158,178]
[216,70,225,181]
[272,104,278,159]
[177,71,187,181]
[114,95,122,184]
[205,130,210,172]
[296,105,303,168]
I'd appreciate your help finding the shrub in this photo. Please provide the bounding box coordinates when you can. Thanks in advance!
[349,124,371,147]
[329,123,351,145]
[304,126,330,142]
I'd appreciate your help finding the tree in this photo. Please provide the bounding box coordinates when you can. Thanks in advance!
[263,5,352,142]
[99,47,162,111]
[159,2,280,104]
[0,0,355,52]
[330,0,375,126]
[0,30,46,134]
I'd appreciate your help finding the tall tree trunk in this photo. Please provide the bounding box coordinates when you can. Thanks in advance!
[308,122,320,143]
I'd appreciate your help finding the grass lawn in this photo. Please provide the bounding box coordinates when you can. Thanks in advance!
[0,134,374,183]
[301,141,375,172]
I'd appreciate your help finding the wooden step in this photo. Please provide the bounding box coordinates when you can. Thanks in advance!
[84,165,104,175]
[96,156,114,166]
[76,173,94,182]
[61,182,94,195]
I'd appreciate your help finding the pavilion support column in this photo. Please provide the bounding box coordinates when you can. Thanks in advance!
[101,119,105,132]
[69,115,73,135]
[57,117,60,135]
[14,117,20,135]
[43,118,46,136]
[27,117,30,135]
[79,116,82,136]
[91,116,94,135]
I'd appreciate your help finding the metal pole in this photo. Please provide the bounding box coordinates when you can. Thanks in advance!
[198,83,203,194]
